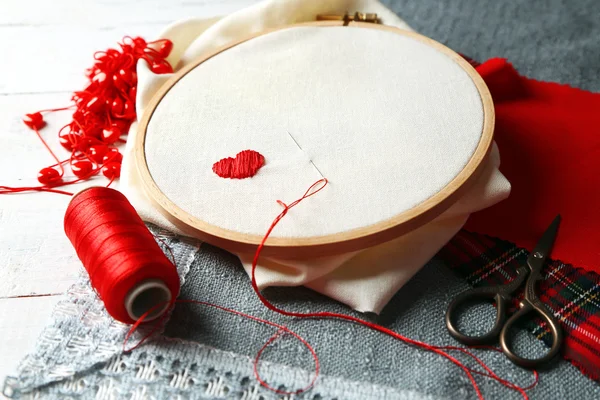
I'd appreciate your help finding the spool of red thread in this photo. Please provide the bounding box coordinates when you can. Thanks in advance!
[64,187,180,323]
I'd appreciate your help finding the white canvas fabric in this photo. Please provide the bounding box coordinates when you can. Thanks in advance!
[144,26,485,238]
[120,0,511,313]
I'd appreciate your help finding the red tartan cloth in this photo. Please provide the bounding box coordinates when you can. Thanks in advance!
[440,230,600,381]
[464,58,600,273]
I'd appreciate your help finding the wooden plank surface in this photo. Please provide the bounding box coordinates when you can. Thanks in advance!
[0,296,61,384]
[0,0,257,383]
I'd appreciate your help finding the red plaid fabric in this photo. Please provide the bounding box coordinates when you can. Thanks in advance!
[439,230,600,381]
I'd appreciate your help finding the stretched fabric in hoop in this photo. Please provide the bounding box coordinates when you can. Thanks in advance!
[121,0,510,314]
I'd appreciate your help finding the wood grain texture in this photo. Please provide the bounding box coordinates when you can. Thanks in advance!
[135,20,495,257]
[0,0,258,382]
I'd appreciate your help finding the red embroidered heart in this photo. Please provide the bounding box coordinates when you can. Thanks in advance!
[212,150,265,179]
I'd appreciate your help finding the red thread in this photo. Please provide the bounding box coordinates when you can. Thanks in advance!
[124,179,537,398]
[64,187,180,324]
[122,243,319,395]
[246,178,538,399]
[212,150,265,179]
[69,181,536,398]
[124,299,320,395]
[64,187,317,395]
[1,36,173,195]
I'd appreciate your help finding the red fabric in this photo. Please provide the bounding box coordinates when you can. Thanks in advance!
[465,58,600,272]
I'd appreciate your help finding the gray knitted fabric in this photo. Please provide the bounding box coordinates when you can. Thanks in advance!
[2,228,438,400]
[5,231,600,399]
[382,0,600,92]
[5,0,600,398]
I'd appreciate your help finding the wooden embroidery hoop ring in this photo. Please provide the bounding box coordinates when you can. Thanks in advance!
[135,20,495,258]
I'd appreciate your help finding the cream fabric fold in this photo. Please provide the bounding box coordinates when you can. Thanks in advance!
[120,0,511,313]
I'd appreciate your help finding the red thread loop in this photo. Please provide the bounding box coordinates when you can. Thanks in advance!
[124,302,319,395]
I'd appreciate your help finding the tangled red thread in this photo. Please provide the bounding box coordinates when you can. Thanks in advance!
[121,179,538,399]
[246,179,539,399]
[1,36,173,196]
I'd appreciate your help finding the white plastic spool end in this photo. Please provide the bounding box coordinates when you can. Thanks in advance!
[124,279,172,322]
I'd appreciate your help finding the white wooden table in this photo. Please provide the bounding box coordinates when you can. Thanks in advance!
[0,0,257,384]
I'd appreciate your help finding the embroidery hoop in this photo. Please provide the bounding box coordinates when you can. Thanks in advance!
[135,20,494,257]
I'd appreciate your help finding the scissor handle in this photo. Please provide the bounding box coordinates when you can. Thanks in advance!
[445,286,512,345]
[499,298,563,368]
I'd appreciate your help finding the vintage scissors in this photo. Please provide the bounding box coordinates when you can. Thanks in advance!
[445,215,563,368]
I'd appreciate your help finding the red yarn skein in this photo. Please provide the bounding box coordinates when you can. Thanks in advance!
[1,36,173,196]
[64,187,180,324]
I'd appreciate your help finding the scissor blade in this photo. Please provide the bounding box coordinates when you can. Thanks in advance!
[528,214,561,270]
